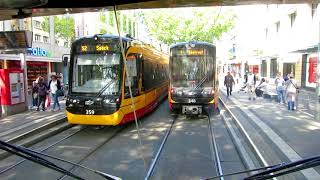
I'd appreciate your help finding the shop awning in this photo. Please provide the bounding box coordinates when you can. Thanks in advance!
[0,54,62,63]
[291,44,319,54]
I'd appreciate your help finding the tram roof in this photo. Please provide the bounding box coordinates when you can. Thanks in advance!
[0,0,311,21]
[170,41,216,49]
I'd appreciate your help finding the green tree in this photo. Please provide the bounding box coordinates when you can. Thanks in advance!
[41,16,75,43]
[141,8,236,44]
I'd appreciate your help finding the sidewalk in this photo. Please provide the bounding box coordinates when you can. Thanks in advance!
[220,87,320,176]
[264,83,317,117]
[0,100,66,141]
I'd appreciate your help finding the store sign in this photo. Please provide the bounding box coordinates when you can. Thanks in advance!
[308,57,317,83]
[27,47,48,57]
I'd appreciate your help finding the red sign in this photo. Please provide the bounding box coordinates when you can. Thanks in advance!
[27,61,48,66]
[308,57,317,83]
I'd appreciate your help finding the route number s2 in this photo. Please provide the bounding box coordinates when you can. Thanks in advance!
[86,109,95,115]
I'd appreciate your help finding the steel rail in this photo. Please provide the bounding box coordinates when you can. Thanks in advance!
[58,126,124,180]
[206,108,224,180]
[144,117,176,180]
[0,125,86,174]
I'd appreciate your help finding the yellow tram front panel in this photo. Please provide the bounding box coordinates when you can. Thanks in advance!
[66,110,124,126]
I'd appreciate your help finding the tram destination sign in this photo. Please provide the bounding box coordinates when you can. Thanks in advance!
[175,48,208,56]
[0,31,32,50]
[76,42,119,54]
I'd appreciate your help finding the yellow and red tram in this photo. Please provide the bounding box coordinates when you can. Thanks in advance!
[66,34,168,125]
[168,41,218,114]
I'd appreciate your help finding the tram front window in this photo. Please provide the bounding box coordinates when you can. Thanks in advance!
[72,53,121,95]
[171,55,214,93]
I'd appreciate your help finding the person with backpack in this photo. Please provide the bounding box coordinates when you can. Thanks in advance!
[275,73,285,104]
[285,74,299,111]
[36,77,48,111]
[48,74,62,111]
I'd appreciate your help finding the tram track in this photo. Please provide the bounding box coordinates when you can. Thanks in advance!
[0,125,87,174]
[145,109,232,180]
[0,117,72,160]
[0,123,125,179]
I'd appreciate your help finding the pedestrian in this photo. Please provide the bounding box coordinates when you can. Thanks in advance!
[246,71,257,100]
[224,72,235,97]
[48,74,62,111]
[36,77,48,111]
[275,73,285,104]
[255,78,267,97]
[32,76,40,109]
[285,74,299,111]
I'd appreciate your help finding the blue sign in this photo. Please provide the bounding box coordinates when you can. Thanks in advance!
[27,47,48,56]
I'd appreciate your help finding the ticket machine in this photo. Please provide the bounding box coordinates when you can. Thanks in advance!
[0,68,27,116]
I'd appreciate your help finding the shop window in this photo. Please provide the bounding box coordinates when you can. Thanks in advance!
[34,34,41,42]
[289,11,296,28]
[64,41,68,47]
[275,21,280,33]
[270,58,278,78]
[43,36,49,43]
[265,28,268,39]
[311,3,318,18]
[261,60,267,77]
[283,63,295,78]
[34,20,41,29]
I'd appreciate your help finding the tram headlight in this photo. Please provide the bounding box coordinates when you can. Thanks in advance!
[103,99,110,104]
[202,88,214,95]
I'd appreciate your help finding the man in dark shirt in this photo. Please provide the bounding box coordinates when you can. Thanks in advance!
[224,72,235,97]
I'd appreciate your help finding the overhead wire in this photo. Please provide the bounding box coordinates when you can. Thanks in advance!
[113,4,148,173]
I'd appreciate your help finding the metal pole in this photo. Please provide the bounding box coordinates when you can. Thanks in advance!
[316,19,320,121]
[19,53,29,110]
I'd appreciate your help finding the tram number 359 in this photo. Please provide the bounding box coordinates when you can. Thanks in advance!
[86,110,95,115]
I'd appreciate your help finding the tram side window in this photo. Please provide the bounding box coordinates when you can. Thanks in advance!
[124,55,139,98]
[143,60,155,91]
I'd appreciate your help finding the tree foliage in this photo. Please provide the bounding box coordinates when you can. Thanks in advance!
[141,8,236,44]
[41,16,75,42]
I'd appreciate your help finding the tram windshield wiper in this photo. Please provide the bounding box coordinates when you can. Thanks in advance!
[194,73,209,89]
[202,155,320,180]
[96,79,117,97]
[0,140,121,180]
[245,155,320,180]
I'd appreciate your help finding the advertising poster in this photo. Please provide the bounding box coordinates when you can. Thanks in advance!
[308,57,317,83]
[9,73,25,104]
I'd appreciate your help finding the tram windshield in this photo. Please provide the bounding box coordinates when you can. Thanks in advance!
[71,53,121,95]
[171,50,214,89]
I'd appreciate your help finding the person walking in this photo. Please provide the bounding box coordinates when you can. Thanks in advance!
[36,77,48,111]
[48,74,62,111]
[285,74,299,111]
[275,73,285,104]
[246,71,257,100]
[224,72,235,97]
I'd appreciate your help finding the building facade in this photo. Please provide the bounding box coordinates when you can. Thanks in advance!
[0,16,71,116]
